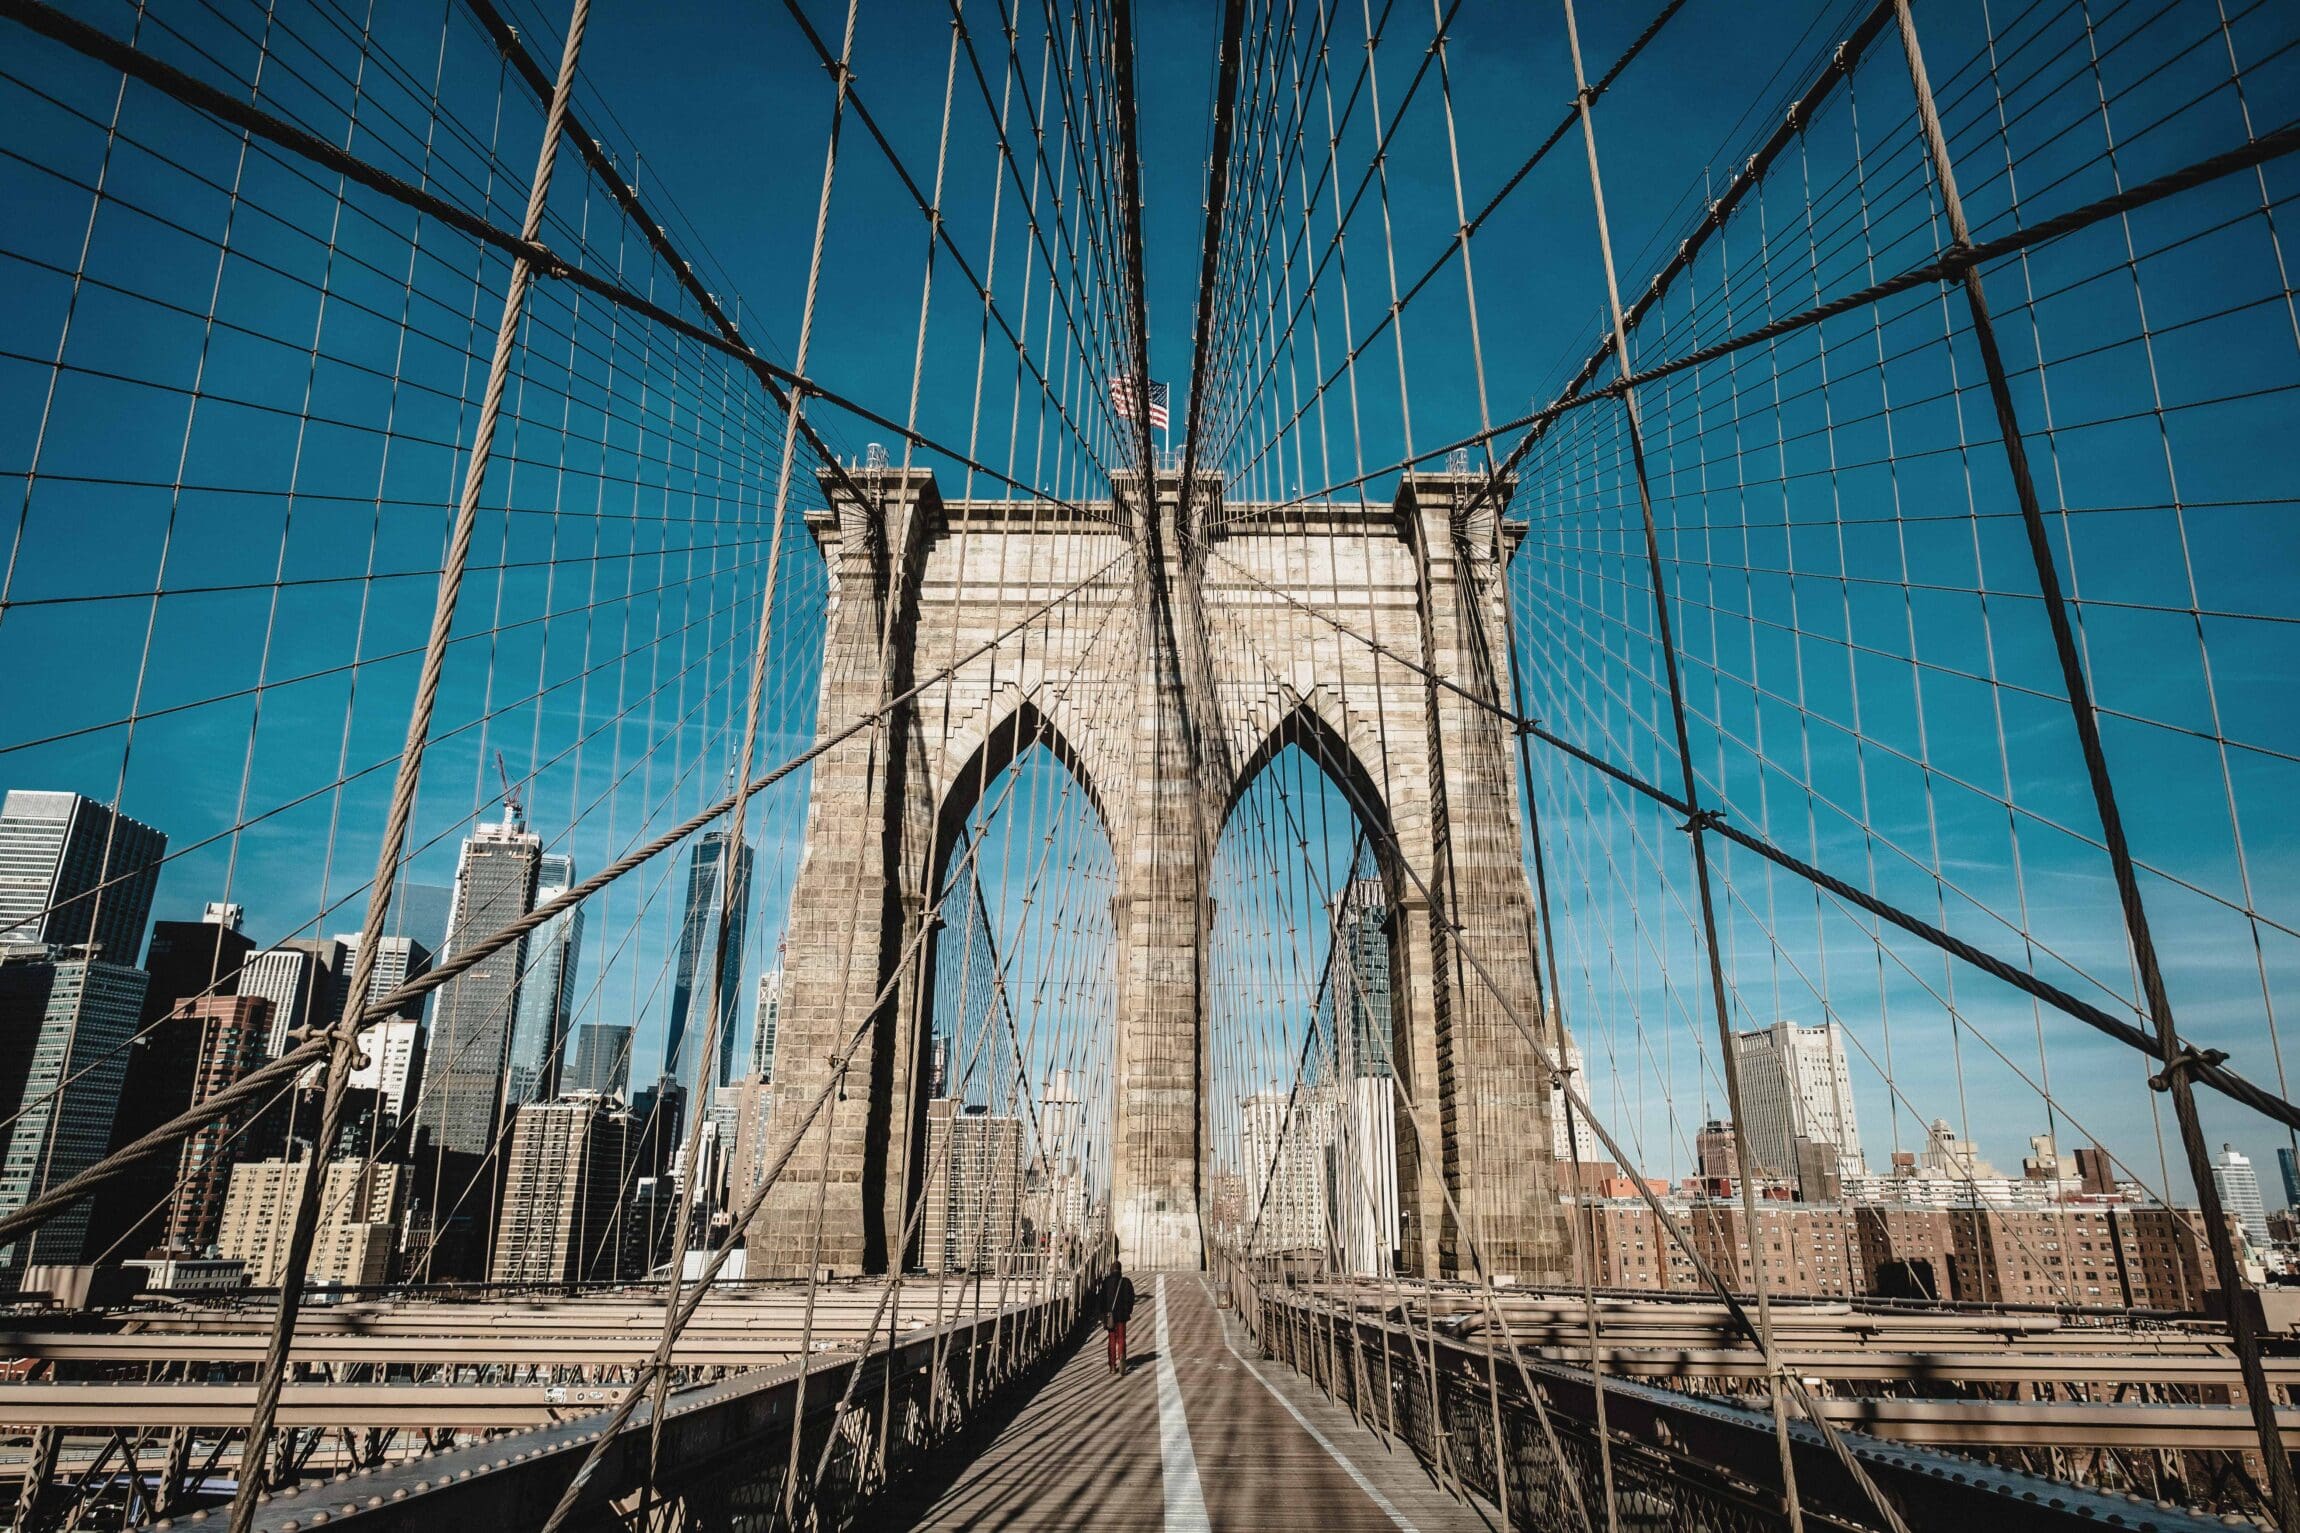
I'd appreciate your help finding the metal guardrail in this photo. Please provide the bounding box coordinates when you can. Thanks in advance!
[193,1278,1085,1532]
[1243,1278,2240,1533]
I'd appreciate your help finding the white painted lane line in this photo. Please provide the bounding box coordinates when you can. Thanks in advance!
[1201,1277,1423,1533]
[1156,1275,1212,1532]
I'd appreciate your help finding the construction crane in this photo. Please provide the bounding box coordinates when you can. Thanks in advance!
[494,749,525,827]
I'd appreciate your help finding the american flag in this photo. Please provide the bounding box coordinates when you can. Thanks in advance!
[1112,376,1169,431]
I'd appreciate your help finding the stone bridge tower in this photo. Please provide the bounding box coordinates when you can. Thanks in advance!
[750,465,1571,1282]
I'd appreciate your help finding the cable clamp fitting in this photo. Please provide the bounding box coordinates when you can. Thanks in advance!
[1681,807,1728,834]
[2149,1046,2228,1094]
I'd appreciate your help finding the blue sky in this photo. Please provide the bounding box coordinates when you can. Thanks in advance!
[2,0,2297,1204]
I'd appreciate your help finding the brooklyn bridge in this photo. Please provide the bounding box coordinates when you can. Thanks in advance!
[0,0,2295,1527]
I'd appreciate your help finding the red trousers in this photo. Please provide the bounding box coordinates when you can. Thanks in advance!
[1107,1320,1127,1370]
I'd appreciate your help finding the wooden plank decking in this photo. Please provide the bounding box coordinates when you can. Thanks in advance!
[879,1274,1494,1531]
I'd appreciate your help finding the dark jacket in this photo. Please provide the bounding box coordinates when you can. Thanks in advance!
[1101,1272,1137,1327]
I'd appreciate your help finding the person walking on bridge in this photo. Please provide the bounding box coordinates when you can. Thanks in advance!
[1101,1261,1137,1377]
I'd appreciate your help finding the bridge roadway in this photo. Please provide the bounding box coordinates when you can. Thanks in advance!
[877,1273,1491,1532]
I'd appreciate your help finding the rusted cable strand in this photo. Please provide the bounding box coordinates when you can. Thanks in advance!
[0,554,1125,1255]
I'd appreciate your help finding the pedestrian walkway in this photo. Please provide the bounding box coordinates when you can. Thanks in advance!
[880,1274,1494,1531]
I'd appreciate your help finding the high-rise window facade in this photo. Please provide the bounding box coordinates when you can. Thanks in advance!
[506,853,581,1107]
[665,830,751,1092]
[0,790,164,959]
[1732,1021,1866,1187]
[1323,879,1393,1079]
[752,969,782,1082]
[415,815,541,1156]
[568,1023,633,1098]
[0,954,149,1274]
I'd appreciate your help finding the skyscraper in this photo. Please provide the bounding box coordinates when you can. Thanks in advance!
[2280,1146,2300,1211]
[346,1017,424,1124]
[1332,1074,1398,1276]
[1549,1037,1600,1164]
[665,829,751,1092]
[1732,1021,1865,1187]
[241,939,344,1057]
[920,1099,1025,1273]
[1324,880,1392,1078]
[568,1023,633,1098]
[0,789,164,959]
[89,905,257,1259]
[2212,1143,2272,1250]
[751,969,782,1082]
[387,882,454,962]
[415,812,541,1157]
[1321,883,1396,1273]
[148,906,253,1004]
[162,995,272,1256]
[0,950,150,1275]
[1239,1089,1340,1254]
[217,1158,406,1287]
[506,853,581,1108]
[333,932,431,1023]
[728,1075,776,1211]
[492,1093,636,1283]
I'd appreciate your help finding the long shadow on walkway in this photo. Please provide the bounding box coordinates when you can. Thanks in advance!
[875,1319,1165,1531]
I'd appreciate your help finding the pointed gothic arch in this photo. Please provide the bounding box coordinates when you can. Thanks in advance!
[934,696,1115,888]
[753,465,1569,1282]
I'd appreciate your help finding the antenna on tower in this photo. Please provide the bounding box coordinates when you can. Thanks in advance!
[493,749,526,828]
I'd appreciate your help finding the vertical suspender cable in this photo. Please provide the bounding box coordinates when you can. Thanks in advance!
[220,3,592,1529]
[1557,1,1808,1525]
[1884,5,2298,1523]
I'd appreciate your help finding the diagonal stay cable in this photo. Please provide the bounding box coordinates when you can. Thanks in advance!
[531,627,1128,1533]
[0,551,1125,1258]
[1231,657,1913,1533]
[468,0,1080,531]
[1183,525,2300,1135]
[1175,0,1250,528]
[1213,0,1691,510]
[1108,0,1157,484]
[0,0,1121,529]
[773,0,1125,488]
